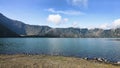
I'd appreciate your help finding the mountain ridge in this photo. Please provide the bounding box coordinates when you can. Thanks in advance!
[0,13,120,38]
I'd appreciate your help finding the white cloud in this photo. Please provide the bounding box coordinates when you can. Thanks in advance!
[100,23,109,29]
[47,14,62,24]
[112,19,120,28]
[47,8,55,13]
[100,19,120,29]
[67,0,88,8]
[47,14,68,24]
[47,8,85,15]
[63,18,69,22]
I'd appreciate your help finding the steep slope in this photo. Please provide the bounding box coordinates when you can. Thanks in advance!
[25,25,51,36]
[0,13,26,35]
[0,13,51,36]
[45,28,82,37]
[0,23,19,37]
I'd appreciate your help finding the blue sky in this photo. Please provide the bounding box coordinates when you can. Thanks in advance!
[0,0,120,29]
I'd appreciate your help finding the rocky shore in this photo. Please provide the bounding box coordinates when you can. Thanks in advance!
[83,57,120,65]
[0,55,120,68]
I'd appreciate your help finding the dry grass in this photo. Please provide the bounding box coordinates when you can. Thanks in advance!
[0,55,119,68]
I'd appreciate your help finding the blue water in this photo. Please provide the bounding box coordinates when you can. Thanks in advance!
[0,38,120,62]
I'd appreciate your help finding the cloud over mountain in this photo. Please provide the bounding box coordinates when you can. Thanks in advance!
[100,19,120,29]
[47,14,68,24]
[112,19,120,28]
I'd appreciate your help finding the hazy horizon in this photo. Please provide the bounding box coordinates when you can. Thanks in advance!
[0,0,120,29]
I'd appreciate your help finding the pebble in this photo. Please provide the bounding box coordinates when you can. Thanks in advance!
[97,58,103,61]
[83,57,88,60]
[117,61,120,64]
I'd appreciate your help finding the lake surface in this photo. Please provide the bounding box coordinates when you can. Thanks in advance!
[0,38,120,62]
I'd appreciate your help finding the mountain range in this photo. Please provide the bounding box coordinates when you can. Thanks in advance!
[0,13,120,38]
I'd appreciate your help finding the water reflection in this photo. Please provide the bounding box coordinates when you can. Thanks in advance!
[47,38,61,55]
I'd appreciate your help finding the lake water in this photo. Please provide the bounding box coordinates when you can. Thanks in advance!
[0,38,120,63]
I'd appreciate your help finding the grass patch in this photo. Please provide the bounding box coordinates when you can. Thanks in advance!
[0,55,120,68]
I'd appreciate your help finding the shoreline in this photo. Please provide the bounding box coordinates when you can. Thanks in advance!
[0,54,119,64]
[0,54,120,68]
